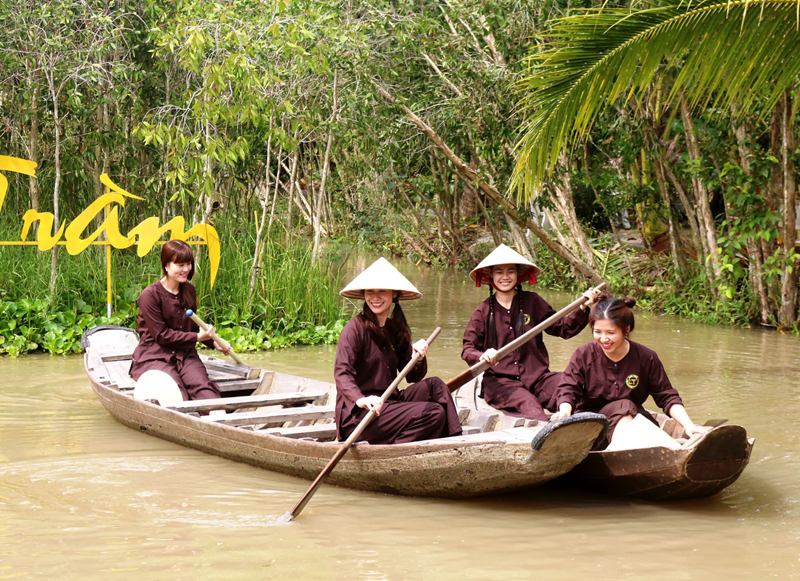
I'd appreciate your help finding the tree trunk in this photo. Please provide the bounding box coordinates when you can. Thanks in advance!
[506,213,537,264]
[660,152,707,272]
[731,107,772,325]
[652,156,685,283]
[285,144,299,245]
[374,85,603,284]
[550,157,595,267]
[475,194,502,246]
[680,96,722,282]
[459,155,478,221]
[404,181,474,261]
[45,70,62,296]
[312,72,337,264]
[247,133,273,313]
[28,64,40,213]
[778,88,798,329]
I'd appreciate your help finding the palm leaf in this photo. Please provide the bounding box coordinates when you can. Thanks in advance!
[513,0,800,198]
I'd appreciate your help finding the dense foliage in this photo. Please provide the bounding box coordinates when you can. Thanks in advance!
[0,0,798,358]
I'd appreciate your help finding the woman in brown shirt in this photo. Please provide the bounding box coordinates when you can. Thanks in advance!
[552,296,701,446]
[130,240,230,401]
[335,258,462,444]
[462,244,600,421]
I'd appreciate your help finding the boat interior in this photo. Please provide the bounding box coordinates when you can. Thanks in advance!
[88,340,543,444]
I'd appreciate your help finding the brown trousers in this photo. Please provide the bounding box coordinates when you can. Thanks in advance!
[480,371,562,421]
[341,377,462,445]
[130,352,221,401]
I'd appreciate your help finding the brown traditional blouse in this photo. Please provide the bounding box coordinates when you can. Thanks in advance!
[461,290,590,387]
[557,340,684,414]
[131,281,212,365]
[334,315,427,429]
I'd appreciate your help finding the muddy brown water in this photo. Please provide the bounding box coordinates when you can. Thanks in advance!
[2,259,799,579]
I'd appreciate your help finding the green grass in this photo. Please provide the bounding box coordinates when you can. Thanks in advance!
[0,216,346,356]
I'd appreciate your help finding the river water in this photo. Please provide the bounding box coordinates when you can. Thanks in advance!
[2,258,800,579]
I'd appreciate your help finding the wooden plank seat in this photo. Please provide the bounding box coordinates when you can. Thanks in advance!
[166,393,324,414]
[466,412,500,433]
[207,369,244,382]
[203,405,335,427]
[265,423,338,441]
[100,350,134,362]
[215,378,263,394]
[201,356,260,379]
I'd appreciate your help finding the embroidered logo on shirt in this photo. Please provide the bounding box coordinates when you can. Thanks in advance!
[524,314,531,325]
[625,374,640,389]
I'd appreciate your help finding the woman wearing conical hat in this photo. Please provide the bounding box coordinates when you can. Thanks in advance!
[461,244,601,421]
[334,258,462,444]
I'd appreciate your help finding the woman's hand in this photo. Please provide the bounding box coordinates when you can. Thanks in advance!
[214,340,231,356]
[356,395,383,415]
[682,423,703,438]
[581,288,603,309]
[479,348,499,366]
[669,405,702,438]
[197,325,214,343]
[550,403,573,421]
[412,339,429,359]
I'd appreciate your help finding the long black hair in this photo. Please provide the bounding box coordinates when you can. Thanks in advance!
[485,280,526,350]
[161,239,196,310]
[360,295,412,354]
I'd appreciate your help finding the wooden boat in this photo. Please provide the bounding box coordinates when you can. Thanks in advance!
[82,326,608,499]
[455,381,754,501]
[562,412,754,500]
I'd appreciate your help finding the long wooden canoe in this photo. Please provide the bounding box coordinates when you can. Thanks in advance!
[454,380,754,501]
[82,326,609,499]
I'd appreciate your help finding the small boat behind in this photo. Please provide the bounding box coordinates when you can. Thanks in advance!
[563,412,754,501]
[82,326,608,499]
[454,381,754,501]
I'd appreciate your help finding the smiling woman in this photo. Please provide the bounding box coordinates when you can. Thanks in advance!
[129,240,231,402]
[553,296,701,448]
[334,257,462,445]
[462,244,600,421]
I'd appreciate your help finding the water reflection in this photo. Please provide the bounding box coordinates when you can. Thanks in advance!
[2,257,800,579]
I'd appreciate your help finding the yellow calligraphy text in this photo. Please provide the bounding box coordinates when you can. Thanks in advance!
[0,156,221,287]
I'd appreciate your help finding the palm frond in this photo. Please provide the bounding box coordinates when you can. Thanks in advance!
[513,0,800,198]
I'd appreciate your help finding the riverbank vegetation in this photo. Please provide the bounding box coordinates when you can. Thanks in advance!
[0,0,798,356]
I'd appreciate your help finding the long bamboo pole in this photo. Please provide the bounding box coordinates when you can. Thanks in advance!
[446,284,606,392]
[185,309,246,366]
[284,327,441,521]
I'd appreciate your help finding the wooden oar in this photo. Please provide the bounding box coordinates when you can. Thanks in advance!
[283,327,442,521]
[446,283,606,392]
[185,309,247,366]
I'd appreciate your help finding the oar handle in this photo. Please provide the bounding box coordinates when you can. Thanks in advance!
[286,327,442,521]
[185,309,247,366]
[446,282,606,392]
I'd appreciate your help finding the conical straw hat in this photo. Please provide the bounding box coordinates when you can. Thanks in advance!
[340,257,422,300]
[469,243,541,286]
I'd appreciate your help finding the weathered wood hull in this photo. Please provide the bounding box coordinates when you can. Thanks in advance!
[562,423,754,501]
[83,327,608,499]
[453,379,754,501]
